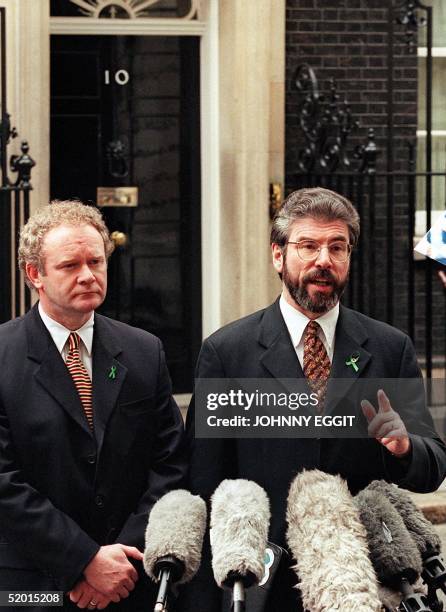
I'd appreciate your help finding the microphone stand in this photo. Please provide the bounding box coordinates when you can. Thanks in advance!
[232,580,245,612]
[154,568,171,612]
[224,571,256,612]
[153,556,184,612]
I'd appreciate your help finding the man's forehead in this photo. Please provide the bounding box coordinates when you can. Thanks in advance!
[289,217,349,238]
[43,223,103,244]
[41,223,105,260]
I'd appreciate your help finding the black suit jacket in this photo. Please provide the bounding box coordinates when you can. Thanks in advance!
[181,300,446,612]
[0,305,186,598]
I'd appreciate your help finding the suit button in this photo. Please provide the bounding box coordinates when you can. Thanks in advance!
[87,455,96,465]
[107,527,117,543]
[95,495,105,508]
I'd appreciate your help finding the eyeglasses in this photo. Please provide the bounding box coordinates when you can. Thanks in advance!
[286,240,353,263]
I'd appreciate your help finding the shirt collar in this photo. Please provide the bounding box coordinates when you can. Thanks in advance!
[279,293,339,350]
[38,302,94,356]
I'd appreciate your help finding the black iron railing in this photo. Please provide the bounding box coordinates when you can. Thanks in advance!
[290,0,445,383]
[0,6,35,323]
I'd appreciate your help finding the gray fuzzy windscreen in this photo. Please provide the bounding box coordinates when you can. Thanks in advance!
[355,488,423,587]
[287,469,381,612]
[210,479,270,588]
[143,489,207,584]
[367,480,441,556]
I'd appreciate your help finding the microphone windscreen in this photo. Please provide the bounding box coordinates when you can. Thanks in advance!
[287,469,381,612]
[367,480,441,557]
[355,488,423,587]
[143,489,207,584]
[210,479,270,588]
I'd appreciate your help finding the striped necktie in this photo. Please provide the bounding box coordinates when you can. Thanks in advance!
[66,332,93,430]
[303,320,331,412]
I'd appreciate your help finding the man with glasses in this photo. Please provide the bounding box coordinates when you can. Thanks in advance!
[182,187,446,612]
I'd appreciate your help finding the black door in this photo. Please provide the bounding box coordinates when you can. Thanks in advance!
[50,34,201,393]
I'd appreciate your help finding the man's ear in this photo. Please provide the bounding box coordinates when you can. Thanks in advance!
[271,243,284,274]
[25,263,43,290]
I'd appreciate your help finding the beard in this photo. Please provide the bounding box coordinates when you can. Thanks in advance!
[282,260,348,314]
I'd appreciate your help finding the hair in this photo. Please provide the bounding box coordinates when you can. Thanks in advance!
[270,187,360,248]
[19,200,114,288]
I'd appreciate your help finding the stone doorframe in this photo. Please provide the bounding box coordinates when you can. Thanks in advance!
[5,0,284,335]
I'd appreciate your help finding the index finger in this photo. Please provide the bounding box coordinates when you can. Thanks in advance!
[377,389,392,413]
[121,545,144,561]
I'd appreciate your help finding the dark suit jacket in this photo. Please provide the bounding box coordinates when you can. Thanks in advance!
[0,305,186,601]
[181,300,446,612]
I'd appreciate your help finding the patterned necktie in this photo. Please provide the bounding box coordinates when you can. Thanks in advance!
[65,332,93,430]
[303,320,331,412]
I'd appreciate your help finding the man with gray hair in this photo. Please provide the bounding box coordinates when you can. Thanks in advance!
[0,201,186,610]
[183,187,446,611]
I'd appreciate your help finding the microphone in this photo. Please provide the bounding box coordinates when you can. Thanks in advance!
[286,469,381,611]
[367,481,441,558]
[367,480,445,609]
[210,479,270,612]
[355,488,432,612]
[143,489,207,612]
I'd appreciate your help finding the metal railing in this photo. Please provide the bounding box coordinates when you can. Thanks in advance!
[0,6,35,323]
[288,1,445,382]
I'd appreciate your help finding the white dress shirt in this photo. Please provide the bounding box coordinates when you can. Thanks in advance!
[279,294,339,369]
[38,302,94,379]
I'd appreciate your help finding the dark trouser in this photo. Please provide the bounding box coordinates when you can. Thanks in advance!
[0,569,156,612]
[0,568,58,612]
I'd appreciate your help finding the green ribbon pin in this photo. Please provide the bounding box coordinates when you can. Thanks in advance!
[108,366,117,380]
[345,353,360,373]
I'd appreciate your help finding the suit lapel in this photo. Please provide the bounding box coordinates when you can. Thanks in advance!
[258,300,304,380]
[325,305,371,413]
[92,315,127,455]
[26,305,93,437]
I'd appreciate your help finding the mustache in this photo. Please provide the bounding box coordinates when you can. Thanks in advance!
[302,269,336,284]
